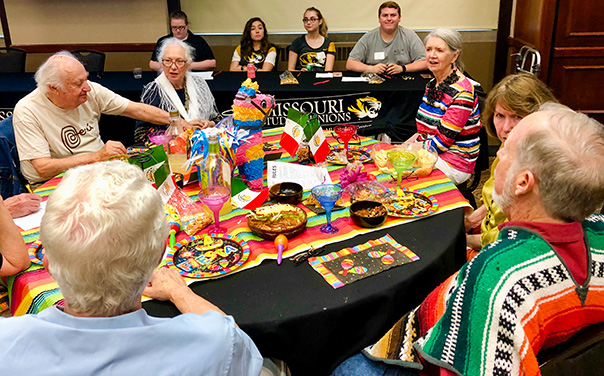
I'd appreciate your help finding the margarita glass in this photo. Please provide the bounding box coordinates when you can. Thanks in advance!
[311,184,343,234]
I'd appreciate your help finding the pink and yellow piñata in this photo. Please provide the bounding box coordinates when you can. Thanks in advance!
[232,78,275,190]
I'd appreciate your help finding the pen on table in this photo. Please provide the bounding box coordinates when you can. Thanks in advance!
[296,71,302,77]
[213,70,222,77]
[313,80,330,86]
[383,74,392,79]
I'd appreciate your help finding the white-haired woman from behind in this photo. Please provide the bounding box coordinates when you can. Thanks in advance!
[135,37,219,143]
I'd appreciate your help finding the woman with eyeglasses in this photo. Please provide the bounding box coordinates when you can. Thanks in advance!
[230,17,277,72]
[149,10,216,72]
[135,38,219,143]
[287,7,335,72]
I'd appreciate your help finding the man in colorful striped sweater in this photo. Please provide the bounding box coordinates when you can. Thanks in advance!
[335,105,604,376]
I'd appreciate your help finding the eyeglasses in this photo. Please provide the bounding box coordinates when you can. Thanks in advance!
[302,17,319,23]
[161,59,187,68]
[171,26,186,31]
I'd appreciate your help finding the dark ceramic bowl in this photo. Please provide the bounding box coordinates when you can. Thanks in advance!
[269,182,303,205]
[349,200,388,228]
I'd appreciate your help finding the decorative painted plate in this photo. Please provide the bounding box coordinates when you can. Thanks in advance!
[383,189,439,218]
[28,240,45,265]
[107,147,150,162]
[326,145,372,165]
[165,233,250,279]
[302,199,346,215]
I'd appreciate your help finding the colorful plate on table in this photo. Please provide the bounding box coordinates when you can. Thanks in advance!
[302,199,346,215]
[28,240,45,265]
[107,147,150,162]
[382,189,439,218]
[165,233,250,279]
[326,145,372,165]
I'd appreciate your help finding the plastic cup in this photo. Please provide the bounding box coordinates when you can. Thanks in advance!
[133,68,142,79]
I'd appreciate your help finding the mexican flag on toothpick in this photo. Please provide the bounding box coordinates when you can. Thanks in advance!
[281,108,329,163]
[304,115,330,163]
[281,109,307,158]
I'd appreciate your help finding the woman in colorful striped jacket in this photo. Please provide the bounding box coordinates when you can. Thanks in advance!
[415,28,481,185]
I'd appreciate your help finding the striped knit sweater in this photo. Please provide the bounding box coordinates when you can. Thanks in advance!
[416,76,481,174]
[414,214,604,376]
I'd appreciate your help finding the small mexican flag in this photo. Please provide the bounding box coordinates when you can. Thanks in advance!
[304,115,330,163]
[281,109,307,157]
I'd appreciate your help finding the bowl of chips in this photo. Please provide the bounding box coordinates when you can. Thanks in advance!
[404,142,438,177]
[349,200,388,228]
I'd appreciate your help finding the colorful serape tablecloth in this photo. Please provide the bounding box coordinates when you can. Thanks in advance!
[9,128,470,315]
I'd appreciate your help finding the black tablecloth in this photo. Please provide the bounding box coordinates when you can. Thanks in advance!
[0,71,428,146]
[143,208,465,375]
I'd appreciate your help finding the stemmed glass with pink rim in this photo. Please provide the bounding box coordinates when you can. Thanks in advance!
[333,124,357,161]
[199,186,230,233]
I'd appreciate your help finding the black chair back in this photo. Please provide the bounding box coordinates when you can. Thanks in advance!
[0,115,29,199]
[0,48,27,73]
[71,49,106,77]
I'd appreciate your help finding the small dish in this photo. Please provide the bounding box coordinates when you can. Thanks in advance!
[349,201,388,228]
[269,182,303,205]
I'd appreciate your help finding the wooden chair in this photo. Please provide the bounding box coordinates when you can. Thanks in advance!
[71,49,106,77]
[0,47,27,73]
[538,321,604,376]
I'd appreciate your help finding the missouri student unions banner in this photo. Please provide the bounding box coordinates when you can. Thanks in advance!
[266,92,379,130]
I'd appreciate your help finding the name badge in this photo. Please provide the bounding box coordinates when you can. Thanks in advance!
[374,51,385,60]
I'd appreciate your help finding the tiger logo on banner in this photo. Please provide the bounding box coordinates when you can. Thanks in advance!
[348,97,382,119]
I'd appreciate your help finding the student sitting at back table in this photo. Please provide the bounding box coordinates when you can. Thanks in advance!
[288,7,335,72]
[149,10,216,72]
[230,17,277,72]
[346,1,427,75]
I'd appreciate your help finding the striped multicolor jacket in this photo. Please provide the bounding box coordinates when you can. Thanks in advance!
[415,214,604,376]
[416,77,481,174]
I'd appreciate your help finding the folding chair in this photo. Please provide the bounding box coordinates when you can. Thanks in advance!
[0,47,27,73]
[71,49,106,78]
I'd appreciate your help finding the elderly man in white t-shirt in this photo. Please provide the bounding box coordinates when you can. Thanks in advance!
[12,51,173,185]
[346,1,427,75]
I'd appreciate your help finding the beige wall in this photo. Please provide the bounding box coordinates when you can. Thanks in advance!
[183,0,500,33]
[5,0,167,45]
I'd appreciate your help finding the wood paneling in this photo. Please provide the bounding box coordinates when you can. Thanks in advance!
[555,0,604,47]
[512,0,604,122]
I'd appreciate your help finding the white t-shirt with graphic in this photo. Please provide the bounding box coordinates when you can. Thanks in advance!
[13,82,129,183]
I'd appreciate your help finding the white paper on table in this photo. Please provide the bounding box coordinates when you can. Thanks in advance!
[267,161,332,191]
[341,76,368,82]
[315,73,333,79]
[189,71,214,80]
[13,201,47,231]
